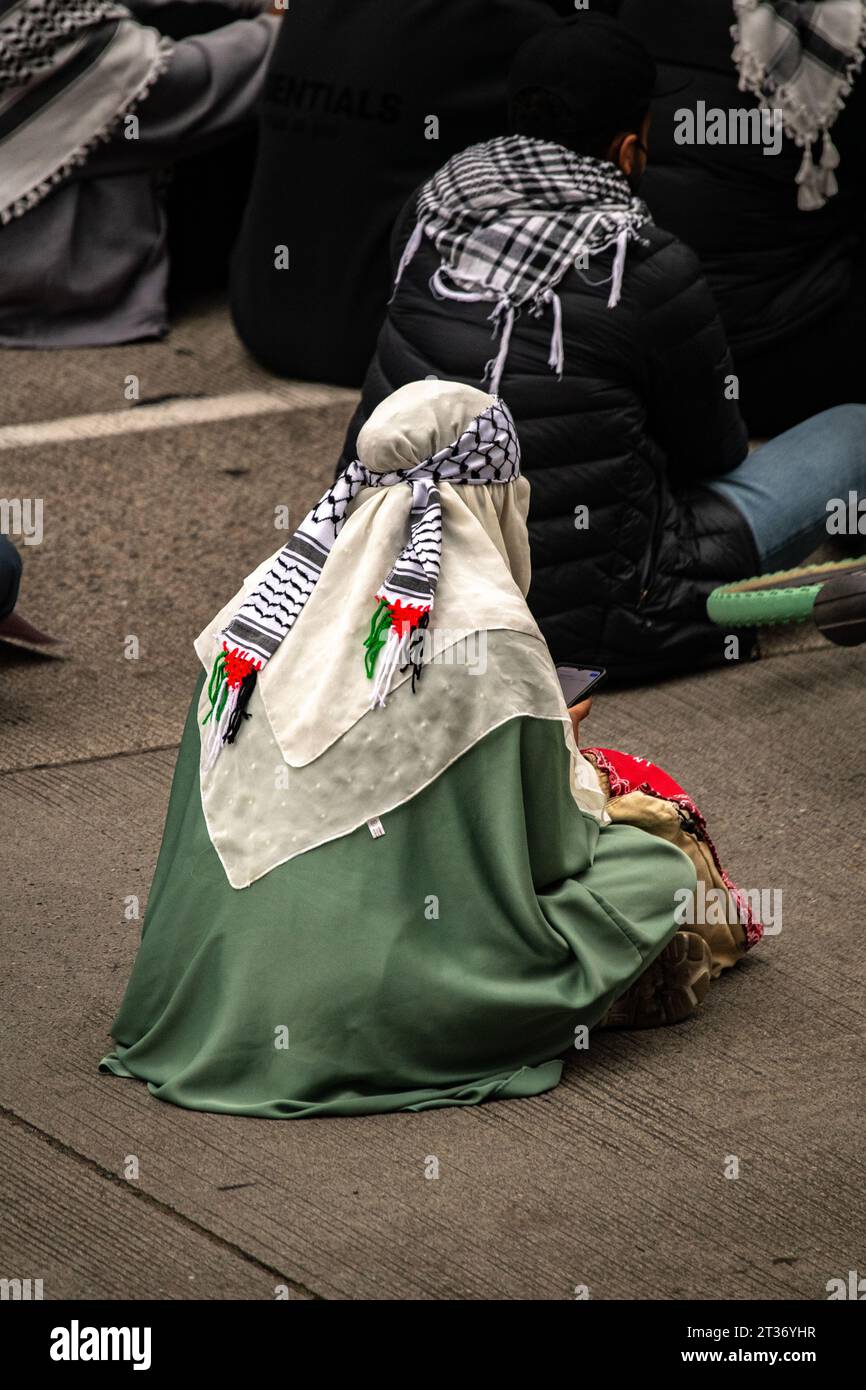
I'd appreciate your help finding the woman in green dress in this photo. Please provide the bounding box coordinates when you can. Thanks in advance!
[100,380,705,1118]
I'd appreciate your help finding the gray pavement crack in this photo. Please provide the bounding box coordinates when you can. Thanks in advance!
[0,1101,325,1301]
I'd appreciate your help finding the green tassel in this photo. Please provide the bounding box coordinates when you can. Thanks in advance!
[363,598,392,678]
[202,649,227,726]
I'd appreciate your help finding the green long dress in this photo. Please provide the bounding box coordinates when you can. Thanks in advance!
[100,677,696,1117]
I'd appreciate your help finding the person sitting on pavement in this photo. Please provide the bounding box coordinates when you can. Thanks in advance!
[0,0,279,349]
[338,12,866,680]
[100,380,760,1119]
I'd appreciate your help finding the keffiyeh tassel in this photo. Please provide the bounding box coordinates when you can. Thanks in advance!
[607,227,629,308]
[484,299,516,396]
[819,130,840,200]
[389,218,425,301]
[365,598,431,708]
[543,289,565,379]
[201,643,261,771]
[795,144,825,211]
[369,624,409,709]
[800,131,841,207]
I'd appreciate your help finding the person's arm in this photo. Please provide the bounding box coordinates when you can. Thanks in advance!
[518,716,601,891]
[86,13,278,173]
[125,0,276,38]
[568,697,593,748]
[640,239,749,481]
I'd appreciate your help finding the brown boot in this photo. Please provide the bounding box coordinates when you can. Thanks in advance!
[600,931,712,1029]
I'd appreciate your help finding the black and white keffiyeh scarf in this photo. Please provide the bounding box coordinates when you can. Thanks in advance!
[0,0,172,224]
[732,0,866,210]
[391,135,651,393]
[202,399,521,765]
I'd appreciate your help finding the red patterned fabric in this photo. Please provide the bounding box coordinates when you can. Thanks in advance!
[585,746,763,950]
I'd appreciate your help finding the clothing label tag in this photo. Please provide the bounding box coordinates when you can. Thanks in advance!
[368,817,386,839]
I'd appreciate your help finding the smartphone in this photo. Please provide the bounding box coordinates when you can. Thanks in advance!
[556,664,607,706]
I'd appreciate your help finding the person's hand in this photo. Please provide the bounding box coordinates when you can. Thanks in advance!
[568,696,592,747]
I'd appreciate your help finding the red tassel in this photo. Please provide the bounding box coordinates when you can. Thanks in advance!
[222,643,262,689]
[377,597,430,638]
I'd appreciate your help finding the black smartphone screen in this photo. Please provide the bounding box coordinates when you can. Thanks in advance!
[556,665,606,706]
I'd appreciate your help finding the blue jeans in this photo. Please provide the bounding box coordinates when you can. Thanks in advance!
[707,404,866,572]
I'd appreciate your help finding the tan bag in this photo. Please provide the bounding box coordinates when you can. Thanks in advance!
[605,788,746,977]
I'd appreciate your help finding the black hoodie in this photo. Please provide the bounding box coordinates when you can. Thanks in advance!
[230,0,573,387]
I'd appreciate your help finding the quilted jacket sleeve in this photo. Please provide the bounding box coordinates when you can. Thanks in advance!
[85,13,278,172]
[638,238,749,481]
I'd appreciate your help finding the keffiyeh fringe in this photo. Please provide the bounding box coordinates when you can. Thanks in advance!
[731,0,866,211]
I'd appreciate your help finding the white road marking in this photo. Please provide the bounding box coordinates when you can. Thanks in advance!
[0,385,354,450]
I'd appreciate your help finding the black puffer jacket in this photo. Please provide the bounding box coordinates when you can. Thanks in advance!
[339,197,759,679]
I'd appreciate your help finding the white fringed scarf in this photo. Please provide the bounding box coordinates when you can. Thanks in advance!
[391,135,651,394]
[732,0,866,210]
[0,0,172,224]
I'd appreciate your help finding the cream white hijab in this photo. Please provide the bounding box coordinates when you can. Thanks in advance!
[194,381,606,888]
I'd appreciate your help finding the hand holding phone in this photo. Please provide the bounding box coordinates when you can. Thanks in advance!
[556,665,605,748]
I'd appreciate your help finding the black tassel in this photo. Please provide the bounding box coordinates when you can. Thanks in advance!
[404,611,430,693]
[224,668,258,745]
